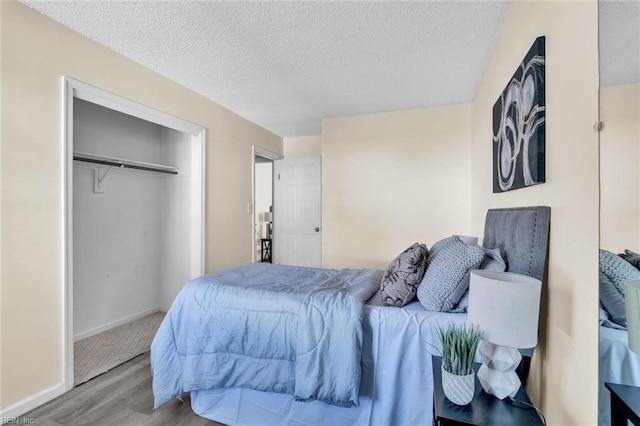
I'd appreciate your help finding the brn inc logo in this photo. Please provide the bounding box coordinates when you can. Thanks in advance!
[1,417,35,425]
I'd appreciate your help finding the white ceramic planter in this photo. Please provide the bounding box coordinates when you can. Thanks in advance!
[441,366,475,405]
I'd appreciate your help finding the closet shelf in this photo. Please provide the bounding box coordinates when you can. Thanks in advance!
[73,151,179,175]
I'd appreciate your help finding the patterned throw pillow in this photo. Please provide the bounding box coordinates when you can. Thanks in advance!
[380,243,429,307]
[623,249,640,270]
[417,236,484,312]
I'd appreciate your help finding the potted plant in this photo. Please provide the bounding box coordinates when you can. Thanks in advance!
[438,323,483,405]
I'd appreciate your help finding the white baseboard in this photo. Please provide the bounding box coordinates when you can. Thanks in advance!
[73,306,162,342]
[0,383,65,422]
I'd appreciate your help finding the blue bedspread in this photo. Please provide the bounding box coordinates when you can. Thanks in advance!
[151,263,382,408]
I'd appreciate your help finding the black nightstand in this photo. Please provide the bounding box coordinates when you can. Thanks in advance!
[432,356,544,426]
[261,238,272,263]
[606,382,640,426]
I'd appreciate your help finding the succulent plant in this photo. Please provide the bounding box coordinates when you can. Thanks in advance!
[438,323,483,376]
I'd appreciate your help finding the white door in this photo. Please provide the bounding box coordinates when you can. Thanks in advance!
[274,157,322,267]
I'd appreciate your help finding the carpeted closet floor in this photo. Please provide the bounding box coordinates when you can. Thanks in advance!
[74,311,166,385]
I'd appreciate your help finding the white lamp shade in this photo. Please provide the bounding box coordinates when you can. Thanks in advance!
[625,280,640,355]
[467,270,542,349]
[263,212,273,222]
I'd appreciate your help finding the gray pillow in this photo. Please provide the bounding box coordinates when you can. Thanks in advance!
[600,304,627,330]
[417,236,484,312]
[479,247,507,271]
[380,243,428,307]
[450,247,507,313]
[599,249,640,327]
[599,271,627,328]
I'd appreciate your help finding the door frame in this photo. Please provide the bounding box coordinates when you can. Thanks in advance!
[62,77,206,391]
[251,146,282,262]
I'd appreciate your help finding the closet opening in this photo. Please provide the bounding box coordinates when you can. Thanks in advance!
[63,78,205,391]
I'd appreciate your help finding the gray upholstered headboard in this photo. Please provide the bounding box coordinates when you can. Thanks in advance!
[482,206,551,282]
[482,206,550,378]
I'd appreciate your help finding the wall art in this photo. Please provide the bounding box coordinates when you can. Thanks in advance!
[493,36,545,193]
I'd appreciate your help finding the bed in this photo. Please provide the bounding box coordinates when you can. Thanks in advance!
[151,206,551,426]
[599,325,640,425]
[598,249,640,426]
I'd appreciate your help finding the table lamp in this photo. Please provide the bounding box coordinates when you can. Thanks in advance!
[263,211,273,239]
[467,270,542,399]
[625,280,640,355]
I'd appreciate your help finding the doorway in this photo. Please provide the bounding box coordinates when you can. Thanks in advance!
[252,146,282,263]
[62,77,205,391]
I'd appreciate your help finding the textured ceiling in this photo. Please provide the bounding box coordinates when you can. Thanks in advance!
[21,0,508,137]
[19,1,639,136]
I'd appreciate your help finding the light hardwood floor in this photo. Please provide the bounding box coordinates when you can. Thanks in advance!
[25,353,223,425]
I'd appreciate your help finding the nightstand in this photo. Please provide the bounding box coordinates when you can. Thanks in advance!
[605,382,640,426]
[432,356,544,426]
[261,238,272,263]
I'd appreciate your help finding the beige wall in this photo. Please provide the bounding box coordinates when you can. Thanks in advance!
[470,1,599,424]
[322,104,472,269]
[0,1,281,411]
[600,82,640,253]
[283,135,322,159]
[1,1,602,422]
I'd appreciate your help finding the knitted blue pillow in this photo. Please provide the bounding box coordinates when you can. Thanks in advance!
[417,236,484,312]
[599,249,640,327]
[450,246,507,313]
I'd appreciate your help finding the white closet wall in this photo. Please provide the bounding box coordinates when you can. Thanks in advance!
[159,127,192,308]
[73,99,191,340]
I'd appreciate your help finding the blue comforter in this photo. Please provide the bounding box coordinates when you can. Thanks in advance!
[151,263,382,408]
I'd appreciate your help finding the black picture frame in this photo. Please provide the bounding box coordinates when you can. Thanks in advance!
[492,36,545,193]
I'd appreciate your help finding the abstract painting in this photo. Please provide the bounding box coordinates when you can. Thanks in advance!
[492,36,545,193]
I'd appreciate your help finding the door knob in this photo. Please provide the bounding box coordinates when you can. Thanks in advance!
[314,227,320,232]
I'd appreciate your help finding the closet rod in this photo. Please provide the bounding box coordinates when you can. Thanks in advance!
[73,151,179,175]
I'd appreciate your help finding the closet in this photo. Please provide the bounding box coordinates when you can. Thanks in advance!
[72,98,194,355]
